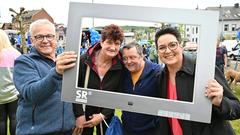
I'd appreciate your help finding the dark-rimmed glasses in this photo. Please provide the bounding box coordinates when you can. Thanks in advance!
[34,34,55,42]
[158,41,179,53]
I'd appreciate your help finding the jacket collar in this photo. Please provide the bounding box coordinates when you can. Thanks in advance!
[125,60,160,80]
[141,60,159,78]
[30,47,40,57]
[87,42,101,57]
[29,47,55,62]
[179,53,196,75]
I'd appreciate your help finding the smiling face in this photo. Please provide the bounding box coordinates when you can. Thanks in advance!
[122,46,144,73]
[31,24,57,59]
[157,34,183,67]
[100,39,121,58]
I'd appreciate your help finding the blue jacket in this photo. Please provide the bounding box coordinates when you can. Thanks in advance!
[13,48,75,135]
[121,60,164,134]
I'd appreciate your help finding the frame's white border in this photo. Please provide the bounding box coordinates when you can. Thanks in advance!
[62,2,219,123]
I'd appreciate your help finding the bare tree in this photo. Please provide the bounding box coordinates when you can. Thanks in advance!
[9,7,28,54]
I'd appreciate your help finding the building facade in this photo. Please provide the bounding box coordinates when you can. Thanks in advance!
[206,3,240,40]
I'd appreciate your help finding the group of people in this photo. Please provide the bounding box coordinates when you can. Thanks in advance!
[142,44,158,63]
[0,18,240,135]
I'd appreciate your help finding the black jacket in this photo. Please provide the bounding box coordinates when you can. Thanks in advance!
[156,54,240,135]
[73,43,124,120]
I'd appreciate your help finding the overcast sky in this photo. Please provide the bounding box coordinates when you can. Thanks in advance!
[0,0,239,25]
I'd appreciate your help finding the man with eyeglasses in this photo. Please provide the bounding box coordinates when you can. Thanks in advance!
[121,42,164,135]
[13,19,76,135]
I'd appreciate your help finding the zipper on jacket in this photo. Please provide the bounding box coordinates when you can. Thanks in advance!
[98,78,103,113]
[31,104,37,129]
[100,79,103,90]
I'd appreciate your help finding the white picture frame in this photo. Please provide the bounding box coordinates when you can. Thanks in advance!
[62,2,219,123]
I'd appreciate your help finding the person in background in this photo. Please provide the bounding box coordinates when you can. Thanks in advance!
[0,29,21,135]
[80,44,87,55]
[149,45,158,63]
[73,24,125,135]
[10,35,16,46]
[13,19,76,135]
[142,44,149,60]
[222,44,228,67]
[15,45,23,54]
[216,39,227,73]
[121,42,164,135]
[81,32,89,47]
[155,27,240,135]
[56,45,64,56]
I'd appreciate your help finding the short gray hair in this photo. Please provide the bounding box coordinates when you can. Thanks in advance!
[29,19,55,36]
[122,41,143,56]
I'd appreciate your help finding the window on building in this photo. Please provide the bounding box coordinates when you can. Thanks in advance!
[232,24,236,31]
[224,24,229,31]
[196,27,198,34]
[195,38,198,43]
[192,38,194,42]
[186,28,189,31]
[192,27,195,34]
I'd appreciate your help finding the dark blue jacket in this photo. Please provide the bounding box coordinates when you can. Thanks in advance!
[13,48,75,135]
[121,60,164,134]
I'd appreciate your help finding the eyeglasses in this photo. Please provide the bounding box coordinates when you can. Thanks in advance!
[123,55,140,62]
[158,41,179,53]
[34,34,55,41]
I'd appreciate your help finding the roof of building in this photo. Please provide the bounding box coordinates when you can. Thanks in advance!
[22,9,41,18]
[22,8,52,19]
[1,23,13,29]
[21,8,54,23]
[206,3,240,21]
